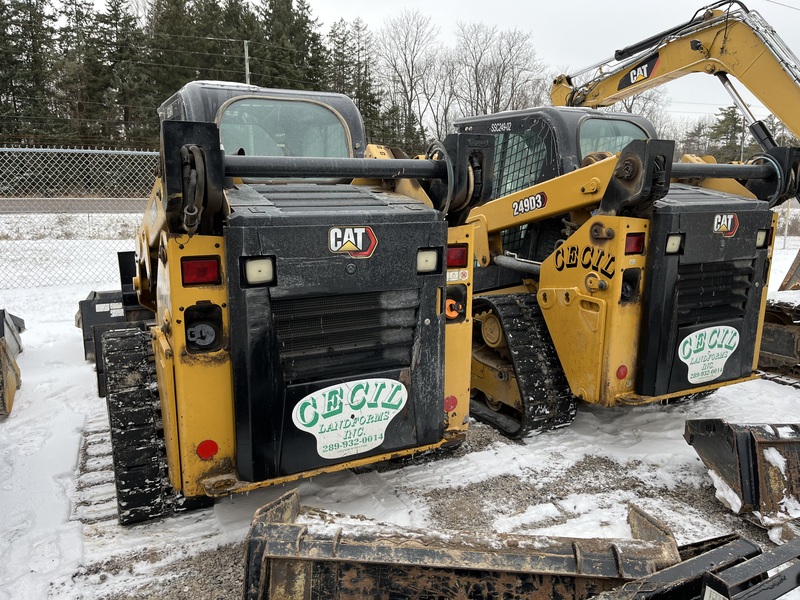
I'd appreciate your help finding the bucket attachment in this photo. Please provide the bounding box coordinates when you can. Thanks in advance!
[243,491,684,600]
[685,418,800,525]
[758,299,800,375]
[779,247,800,292]
[244,492,800,599]
[598,534,800,599]
[0,310,25,418]
[75,251,154,397]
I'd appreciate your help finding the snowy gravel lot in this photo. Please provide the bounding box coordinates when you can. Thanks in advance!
[1,230,800,599]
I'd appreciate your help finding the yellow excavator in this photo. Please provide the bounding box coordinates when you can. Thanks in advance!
[550,0,800,527]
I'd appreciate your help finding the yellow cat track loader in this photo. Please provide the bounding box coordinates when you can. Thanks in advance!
[549,0,800,525]
[455,107,798,438]
[82,81,490,524]
[551,0,800,378]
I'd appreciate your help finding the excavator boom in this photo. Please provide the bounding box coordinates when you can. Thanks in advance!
[552,2,800,140]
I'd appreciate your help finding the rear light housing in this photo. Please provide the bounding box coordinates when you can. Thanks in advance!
[181,257,221,286]
[416,248,440,273]
[665,233,683,255]
[447,245,469,268]
[624,233,645,255]
[243,256,276,286]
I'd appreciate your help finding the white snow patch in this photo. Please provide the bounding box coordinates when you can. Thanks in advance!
[707,469,743,514]
[764,446,788,477]
[776,425,799,439]
[493,503,562,533]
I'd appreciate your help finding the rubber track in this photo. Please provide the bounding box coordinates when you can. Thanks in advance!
[471,294,577,439]
[103,327,172,524]
[103,327,211,524]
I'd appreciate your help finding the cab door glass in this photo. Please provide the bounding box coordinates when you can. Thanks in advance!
[579,118,649,159]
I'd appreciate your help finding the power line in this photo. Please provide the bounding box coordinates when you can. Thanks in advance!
[763,0,800,12]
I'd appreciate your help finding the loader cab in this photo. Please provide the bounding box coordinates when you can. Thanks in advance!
[153,81,370,232]
[158,80,367,159]
[454,107,655,291]
[455,106,655,198]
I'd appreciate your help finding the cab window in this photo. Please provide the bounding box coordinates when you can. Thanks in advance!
[491,118,559,199]
[579,118,649,159]
[219,98,350,158]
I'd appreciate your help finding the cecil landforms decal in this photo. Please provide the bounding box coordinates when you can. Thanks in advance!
[678,325,739,384]
[292,378,407,459]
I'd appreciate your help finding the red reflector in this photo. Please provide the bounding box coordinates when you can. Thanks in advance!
[447,246,469,268]
[625,233,645,255]
[181,258,220,286]
[444,395,458,412]
[616,365,628,380]
[196,439,219,461]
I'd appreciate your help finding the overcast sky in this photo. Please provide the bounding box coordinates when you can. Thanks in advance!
[308,0,800,123]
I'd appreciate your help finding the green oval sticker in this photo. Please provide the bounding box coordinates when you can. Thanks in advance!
[292,378,408,459]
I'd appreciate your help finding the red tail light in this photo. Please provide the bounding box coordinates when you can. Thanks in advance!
[447,245,469,268]
[625,233,645,255]
[181,257,221,286]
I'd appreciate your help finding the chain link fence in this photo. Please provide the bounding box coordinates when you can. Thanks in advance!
[1,146,800,290]
[0,147,158,288]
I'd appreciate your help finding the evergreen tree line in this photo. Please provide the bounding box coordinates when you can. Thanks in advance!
[1,0,796,158]
[1,0,383,148]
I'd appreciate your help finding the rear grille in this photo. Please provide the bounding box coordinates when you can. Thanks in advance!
[675,261,754,325]
[272,290,419,383]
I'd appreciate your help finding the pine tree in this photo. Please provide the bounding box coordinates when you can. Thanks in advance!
[221,0,263,85]
[295,0,326,88]
[349,18,382,142]
[96,0,156,147]
[4,0,56,144]
[709,106,747,163]
[327,19,353,94]
[680,118,714,157]
[54,0,107,145]
[190,0,241,82]
[146,0,193,104]
[0,0,16,133]
[254,0,326,90]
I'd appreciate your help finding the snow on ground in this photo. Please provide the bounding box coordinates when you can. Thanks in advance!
[1,235,800,598]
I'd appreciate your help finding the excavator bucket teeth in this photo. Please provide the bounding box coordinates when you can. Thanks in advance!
[685,419,800,525]
[0,310,25,418]
[243,491,684,600]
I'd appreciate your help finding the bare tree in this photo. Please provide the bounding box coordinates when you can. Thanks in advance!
[452,23,546,118]
[610,88,673,137]
[421,48,459,139]
[377,9,439,138]
[128,0,150,27]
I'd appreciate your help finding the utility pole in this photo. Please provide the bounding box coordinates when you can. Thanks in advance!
[244,41,250,85]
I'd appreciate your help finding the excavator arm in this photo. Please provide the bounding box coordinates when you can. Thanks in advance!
[551,1,800,143]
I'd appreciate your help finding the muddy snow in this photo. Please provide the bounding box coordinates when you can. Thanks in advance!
[1,235,800,599]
